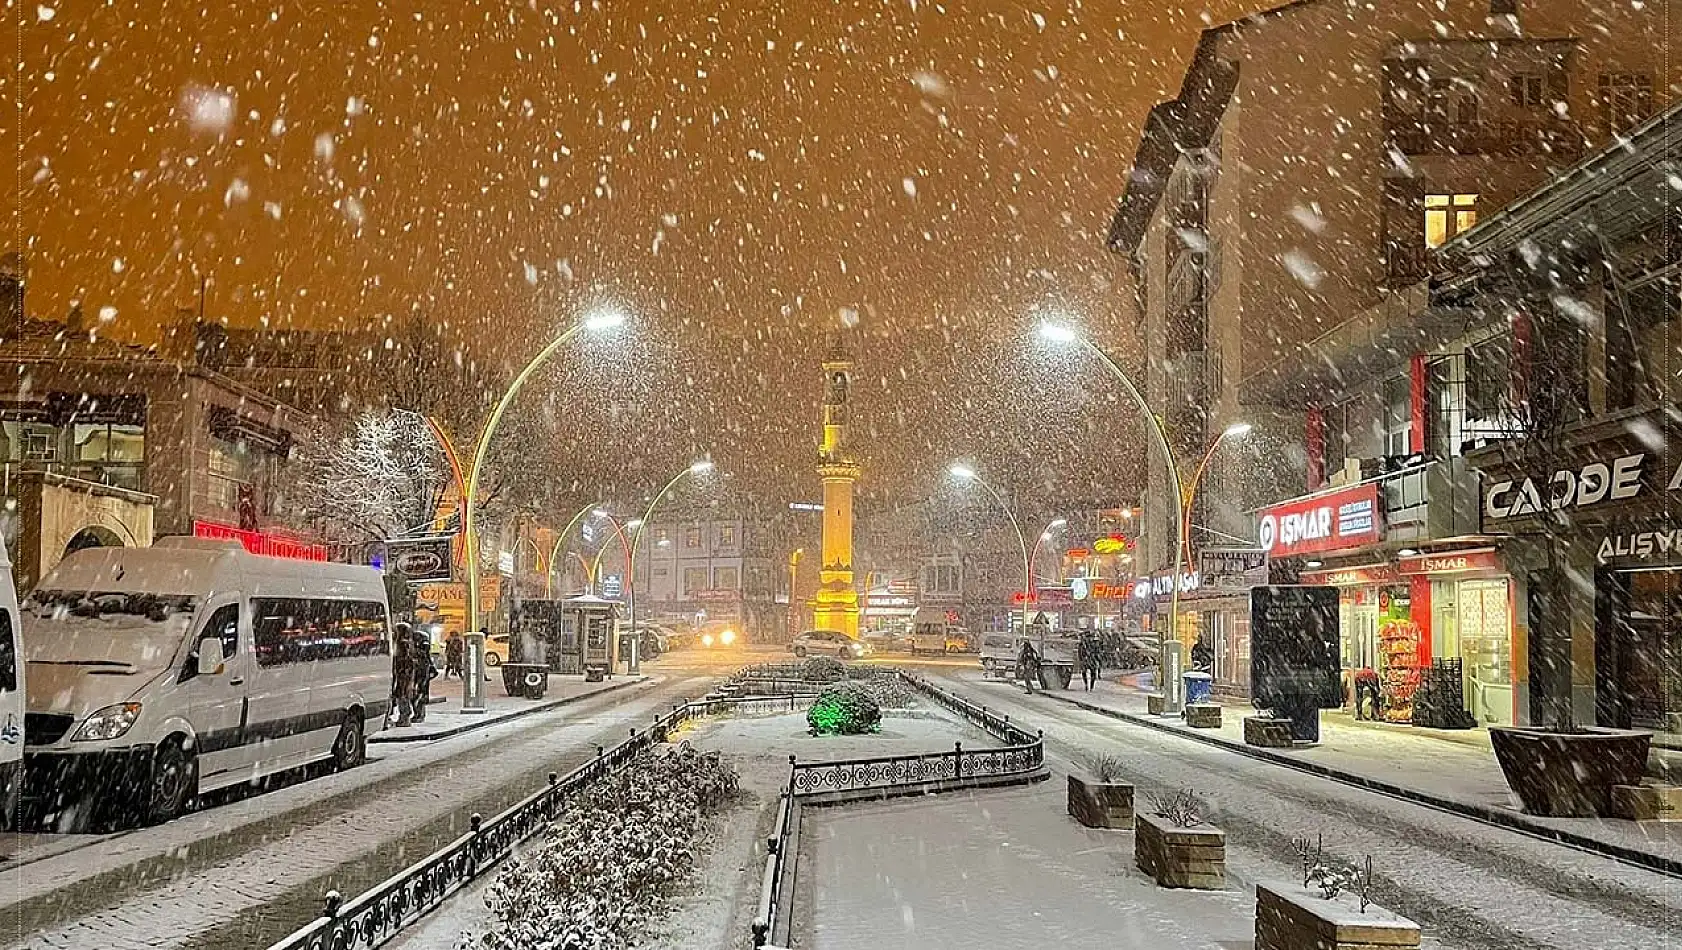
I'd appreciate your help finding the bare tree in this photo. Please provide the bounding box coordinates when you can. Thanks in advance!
[290,412,445,544]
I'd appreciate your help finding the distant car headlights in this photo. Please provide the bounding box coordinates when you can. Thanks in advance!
[72,703,142,742]
[720,629,737,646]
[701,633,715,647]
[848,640,865,656]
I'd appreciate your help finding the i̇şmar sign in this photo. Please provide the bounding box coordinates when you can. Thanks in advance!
[1249,585,1343,711]
[1257,484,1382,558]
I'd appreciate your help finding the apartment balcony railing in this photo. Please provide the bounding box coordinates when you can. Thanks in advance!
[2,460,144,494]
[1386,117,1583,159]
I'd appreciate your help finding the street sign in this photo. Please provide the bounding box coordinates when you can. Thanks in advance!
[789,502,824,512]
[601,573,623,599]
[386,534,454,584]
[1198,548,1267,590]
[497,550,516,575]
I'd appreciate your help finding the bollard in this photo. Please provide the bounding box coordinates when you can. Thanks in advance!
[954,742,963,779]
[462,632,488,714]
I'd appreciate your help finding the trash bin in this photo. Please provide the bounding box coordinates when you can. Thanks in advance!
[502,663,550,699]
[1183,671,1214,706]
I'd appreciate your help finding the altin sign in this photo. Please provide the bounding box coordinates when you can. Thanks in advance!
[1483,453,1655,521]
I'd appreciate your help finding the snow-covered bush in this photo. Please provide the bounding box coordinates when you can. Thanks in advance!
[807,684,882,735]
[801,655,847,683]
[849,675,916,709]
[476,742,739,950]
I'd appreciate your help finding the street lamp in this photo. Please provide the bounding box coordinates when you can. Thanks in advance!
[787,547,804,638]
[949,462,1033,629]
[625,460,715,667]
[465,308,627,636]
[1037,320,1189,681]
[1028,517,1067,585]
[1182,422,1253,568]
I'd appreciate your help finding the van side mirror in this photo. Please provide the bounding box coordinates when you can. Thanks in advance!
[196,637,226,677]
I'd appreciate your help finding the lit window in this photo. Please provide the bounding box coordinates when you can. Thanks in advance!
[1424,194,1477,248]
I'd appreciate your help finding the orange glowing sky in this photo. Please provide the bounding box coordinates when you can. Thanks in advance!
[3,1,1262,505]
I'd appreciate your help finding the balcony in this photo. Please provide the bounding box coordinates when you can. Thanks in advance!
[1386,117,1582,160]
[1380,455,1481,543]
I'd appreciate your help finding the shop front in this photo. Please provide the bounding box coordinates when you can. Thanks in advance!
[1399,549,1515,726]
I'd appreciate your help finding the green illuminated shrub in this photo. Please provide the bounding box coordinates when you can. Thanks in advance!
[807,684,882,735]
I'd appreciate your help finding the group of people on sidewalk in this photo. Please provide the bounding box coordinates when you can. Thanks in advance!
[388,626,470,727]
[1016,633,1108,693]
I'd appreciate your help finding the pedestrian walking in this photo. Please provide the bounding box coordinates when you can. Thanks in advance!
[444,631,464,679]
[1079,635,1102,691]
[390,636,417,727]
[1018,640,1040,695]
[410,626,437,722]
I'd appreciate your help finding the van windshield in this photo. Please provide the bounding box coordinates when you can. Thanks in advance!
[24,592,199,667]
[28,591,199,624]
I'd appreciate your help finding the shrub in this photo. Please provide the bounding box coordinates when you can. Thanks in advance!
[802,655,847,683]
[477,742,739,950]
[1146,787,1205,827]
[1089,753,1127,784]
[807,684,882,735]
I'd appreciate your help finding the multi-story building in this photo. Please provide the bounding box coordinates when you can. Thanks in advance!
[0,290,323,588]
[1110,0,1676,720]
[634,506,781,637]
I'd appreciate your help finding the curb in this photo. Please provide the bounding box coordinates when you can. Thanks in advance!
[370,676,652,744]
[1041,690,1682,881]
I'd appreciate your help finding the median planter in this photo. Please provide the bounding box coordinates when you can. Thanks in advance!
[1255,880,1419,950]
[1185,703,1222,729]
[1489,724,1651,817]
[1067,774,1134,829]
[1244,715,1294,748]
[501,663,550,699]
[1134,812,1224,889]
[1147,693,1168,715]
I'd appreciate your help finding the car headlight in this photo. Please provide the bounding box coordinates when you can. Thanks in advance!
[702,633,714,647]
[72,703,142,742]
[721,629,737,645]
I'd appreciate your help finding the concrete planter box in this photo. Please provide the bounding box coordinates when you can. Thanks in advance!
[1067,774,1134,829]
[1489,725,1651,817]
[1255,880,1419,950]
[1134,812,1224,889]
[1244,715,1294,748]
[1147,693,1168,715]
[1185,703,1222,729]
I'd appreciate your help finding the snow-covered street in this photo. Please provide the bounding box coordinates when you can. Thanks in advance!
[0,672,714,950]
[922,666,1682,950]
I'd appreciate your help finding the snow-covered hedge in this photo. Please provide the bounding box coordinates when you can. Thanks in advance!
[476,742,739,950]
[849,675,917,709]
[807,684,883,735]
[801,655,847,683]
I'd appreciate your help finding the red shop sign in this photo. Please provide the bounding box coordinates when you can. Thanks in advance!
[1259,483,1382,558]
[194,520,328,561]
[1299,563,1400,587]
[1399,549,1500,575]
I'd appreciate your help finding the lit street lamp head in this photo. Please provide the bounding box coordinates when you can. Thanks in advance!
[1049,518,1067,528]
[948,463,977,480]
[1037,321,1078,344]
[582,308,628,332]
[1224,422,1254,438]
[689,460,714,473]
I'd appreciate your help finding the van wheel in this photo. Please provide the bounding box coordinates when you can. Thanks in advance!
[793,647,807,657]
[147,739,195,825]
[837,647,850,659]
[332,713,366,771]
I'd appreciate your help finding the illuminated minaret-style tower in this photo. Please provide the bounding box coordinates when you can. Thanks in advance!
[810,332,861,638]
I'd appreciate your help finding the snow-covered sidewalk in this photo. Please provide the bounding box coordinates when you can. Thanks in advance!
[804,779,1256,950]
[373,671,647,742]
[998,672,1682,867]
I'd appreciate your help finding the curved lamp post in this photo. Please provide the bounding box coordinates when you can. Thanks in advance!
[547,502,604,597]
[1182,423,1252,568]
[465,309,626,636]
[1037,321,1190,663]
[589,512,635,597]
[950,463,1033,629]
[1028,517,1068,585]
[625,460,714,665]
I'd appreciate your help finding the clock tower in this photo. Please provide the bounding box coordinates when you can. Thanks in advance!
[810,333,861,638]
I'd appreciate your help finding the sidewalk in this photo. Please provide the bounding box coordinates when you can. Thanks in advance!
[371,671,648,743]
[1028,674,1682,872]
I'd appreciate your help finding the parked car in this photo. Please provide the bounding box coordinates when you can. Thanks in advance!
[789,628,870,659]
[699,626,740,649]
[483,632,510,666]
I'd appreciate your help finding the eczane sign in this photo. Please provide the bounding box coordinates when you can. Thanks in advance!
[1258,484,1382,557]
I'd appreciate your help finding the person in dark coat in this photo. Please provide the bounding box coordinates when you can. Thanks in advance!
[1018,640,1041,694]
[390,636,416,727]
[410,626,436,722]
[444,632,465,679]
[1079,635,1102,691]
[1191,634,1214,673]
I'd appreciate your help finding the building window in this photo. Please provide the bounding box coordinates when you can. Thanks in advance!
[714,566,739,590]
[1508,73,1544,109]
[717,524,736,547]
[1424,194,1477,248]
[653,527,669,547]
[1382,375,1412,457]
[683,526,702,549]
[923,563,961,596]
[682,567,708,595]
[1465,335,1513,431]
[1600,72,1653,135]
[208,437,255,512]
[1322,401,1352,480]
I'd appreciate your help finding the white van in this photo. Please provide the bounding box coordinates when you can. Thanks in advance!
[0,538,23,824]
[909,606,948,655]
[22,538,390,827]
